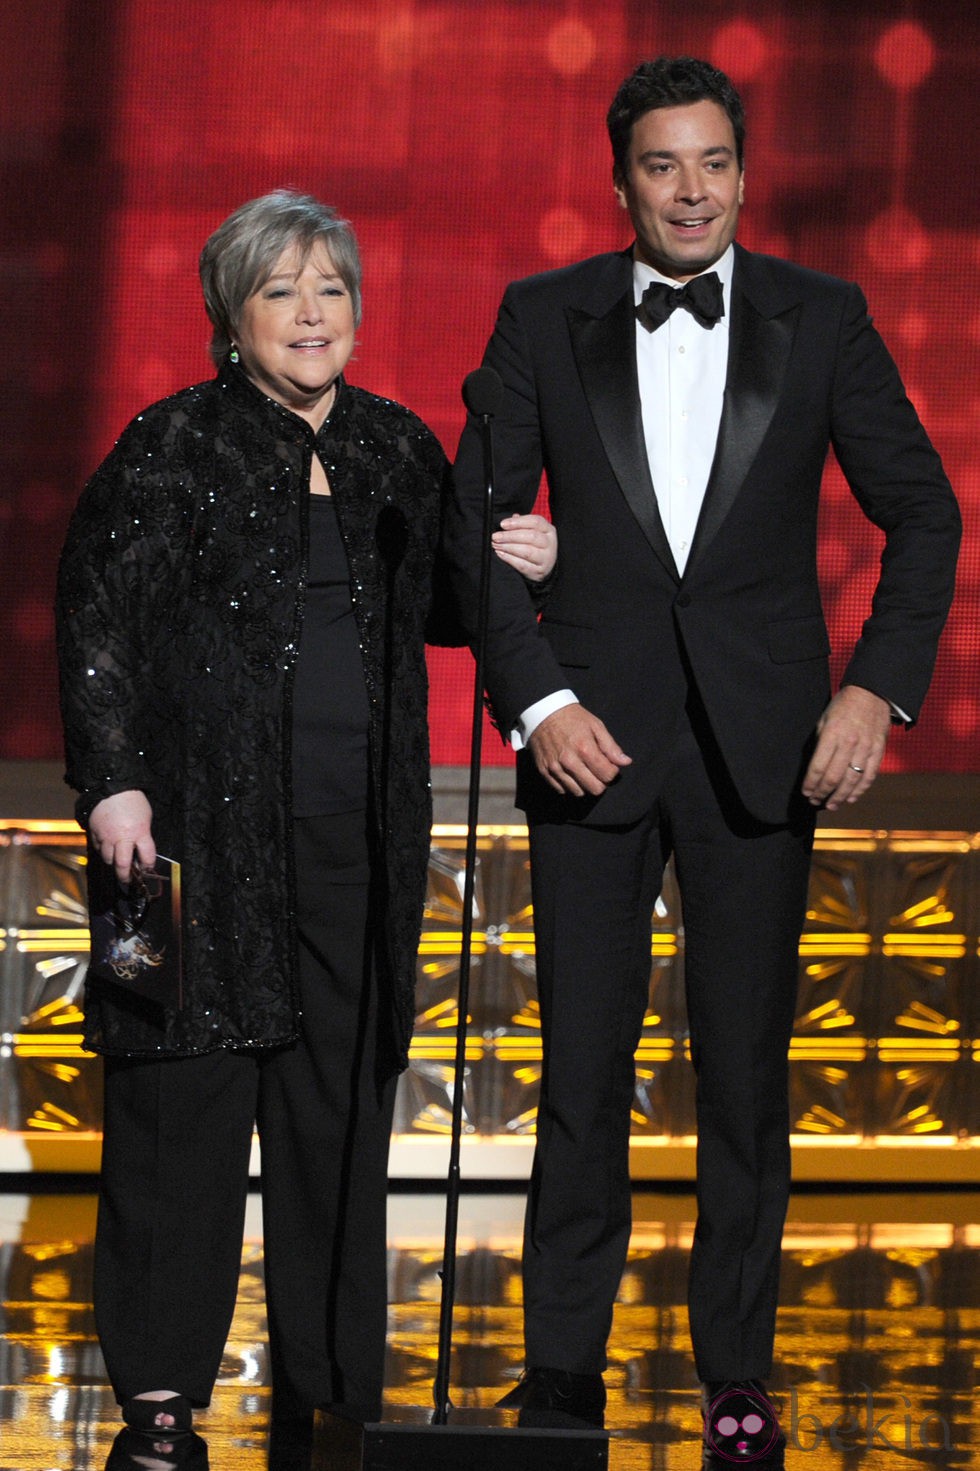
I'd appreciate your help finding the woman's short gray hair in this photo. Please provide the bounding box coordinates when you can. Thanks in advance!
[199,190,362,366]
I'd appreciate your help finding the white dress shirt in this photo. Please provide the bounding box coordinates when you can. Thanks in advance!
[635,246,733,575]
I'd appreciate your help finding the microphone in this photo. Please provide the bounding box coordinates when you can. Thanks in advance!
[462,366,502,418]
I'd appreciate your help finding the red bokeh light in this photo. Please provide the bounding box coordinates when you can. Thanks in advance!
[873,21,936,91]
[710,20,772,83]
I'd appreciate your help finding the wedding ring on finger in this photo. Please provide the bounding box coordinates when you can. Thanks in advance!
[849,764,864,774]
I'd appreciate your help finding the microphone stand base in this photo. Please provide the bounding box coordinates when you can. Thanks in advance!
[313,1407,609,1470]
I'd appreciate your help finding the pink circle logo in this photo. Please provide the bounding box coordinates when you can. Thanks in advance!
[704,1384,781,1462]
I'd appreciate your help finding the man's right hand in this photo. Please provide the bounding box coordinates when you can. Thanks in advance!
[528,703,632,797]
[88,790,156,885]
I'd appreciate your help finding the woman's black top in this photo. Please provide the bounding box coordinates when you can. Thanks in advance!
[56,363,452,1061]
[291,494,370,816]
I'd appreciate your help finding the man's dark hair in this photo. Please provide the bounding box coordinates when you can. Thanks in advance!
[607,56,746,179]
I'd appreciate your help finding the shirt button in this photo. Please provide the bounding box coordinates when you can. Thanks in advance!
[678,345,686,355]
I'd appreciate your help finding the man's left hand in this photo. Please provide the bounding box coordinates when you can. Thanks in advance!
[802,685,892,811]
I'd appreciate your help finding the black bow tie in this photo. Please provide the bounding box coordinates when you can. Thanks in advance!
[639,271,724,331]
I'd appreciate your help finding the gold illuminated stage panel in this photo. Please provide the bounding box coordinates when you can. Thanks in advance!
[0,821,977,1181]
[0,1190,977,1468]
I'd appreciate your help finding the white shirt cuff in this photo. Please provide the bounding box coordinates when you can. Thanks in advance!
[511,689,578,750]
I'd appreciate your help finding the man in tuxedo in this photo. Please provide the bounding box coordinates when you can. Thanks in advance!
[446,56,959,1459]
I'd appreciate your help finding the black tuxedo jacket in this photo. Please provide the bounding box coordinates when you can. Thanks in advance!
[447,244,960,825]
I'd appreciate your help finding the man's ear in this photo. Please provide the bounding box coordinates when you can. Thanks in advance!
[613,167,628,210]
[738,169,745,206]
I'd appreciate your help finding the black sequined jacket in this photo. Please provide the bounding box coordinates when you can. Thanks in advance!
[56,362,457,1066]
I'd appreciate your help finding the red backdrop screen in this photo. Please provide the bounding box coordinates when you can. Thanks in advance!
[1,0,977,771]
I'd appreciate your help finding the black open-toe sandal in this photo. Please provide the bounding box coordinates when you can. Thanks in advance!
[121,1394,193,1435]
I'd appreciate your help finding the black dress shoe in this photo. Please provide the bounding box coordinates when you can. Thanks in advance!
[497,1366,606,1429]
[701,1380,785,1464]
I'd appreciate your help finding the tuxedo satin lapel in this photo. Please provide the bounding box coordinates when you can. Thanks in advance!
[686,288,799,572]
[568,293,679,580]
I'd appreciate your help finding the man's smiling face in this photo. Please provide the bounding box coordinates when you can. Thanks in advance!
[614,98,744,281]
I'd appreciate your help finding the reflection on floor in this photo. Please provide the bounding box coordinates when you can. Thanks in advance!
[0,1189,976,1469]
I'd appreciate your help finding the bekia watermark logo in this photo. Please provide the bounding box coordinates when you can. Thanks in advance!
[787,1386,952,1454]
[704,1381,953,1460]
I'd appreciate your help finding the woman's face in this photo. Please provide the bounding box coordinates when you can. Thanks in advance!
[234,240,355,426]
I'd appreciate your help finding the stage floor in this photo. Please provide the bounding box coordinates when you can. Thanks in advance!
[0,1187,976,1469]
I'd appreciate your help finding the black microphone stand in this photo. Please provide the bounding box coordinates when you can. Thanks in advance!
[312,370,607,1470]
[432,365,501,1427]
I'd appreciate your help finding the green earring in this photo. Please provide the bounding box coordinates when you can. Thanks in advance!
[229,345,240,364]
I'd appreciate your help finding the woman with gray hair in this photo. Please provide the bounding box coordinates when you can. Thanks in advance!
[56,190,555,1461]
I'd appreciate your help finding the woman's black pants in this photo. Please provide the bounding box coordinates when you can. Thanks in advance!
[93,812,397,1422]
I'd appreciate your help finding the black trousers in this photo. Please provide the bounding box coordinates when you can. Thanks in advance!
[524,702,815,1383]
[94,811,397,1421]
